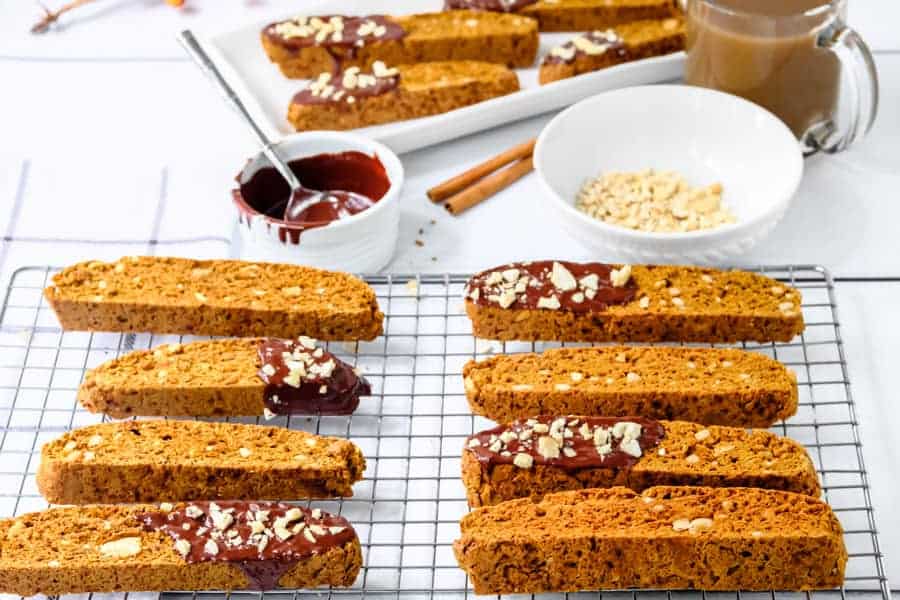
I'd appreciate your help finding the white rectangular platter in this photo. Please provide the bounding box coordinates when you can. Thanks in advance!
[202,0,685,154]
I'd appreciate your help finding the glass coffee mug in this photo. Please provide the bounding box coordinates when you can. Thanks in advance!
[684,0,878,154]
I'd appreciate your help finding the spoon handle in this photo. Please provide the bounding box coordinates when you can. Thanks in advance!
[177,29,303,191]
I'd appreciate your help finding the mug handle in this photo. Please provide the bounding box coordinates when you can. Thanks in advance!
[807,21,879,154]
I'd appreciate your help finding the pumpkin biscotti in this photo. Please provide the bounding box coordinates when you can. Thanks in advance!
[287,61,519,131]
[44,256,384,340]
[0,501,361,595]
[36,421,365,504]
[539,17,685,84]
[262,11,539,79]
[462,417,819,507]
[464,261,805,342]
[445,0,679,32]
[463,346,798,426]
[454,486,847,593]
[79,337,370,418]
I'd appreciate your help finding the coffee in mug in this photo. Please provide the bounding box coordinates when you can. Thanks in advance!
[684,0,878,153]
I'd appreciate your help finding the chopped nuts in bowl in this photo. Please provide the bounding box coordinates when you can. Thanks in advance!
[534,85,803,264]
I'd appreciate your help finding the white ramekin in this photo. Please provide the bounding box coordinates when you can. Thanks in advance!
[233,131,404,273]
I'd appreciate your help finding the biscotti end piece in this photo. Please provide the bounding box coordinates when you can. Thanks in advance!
[539,17,685,84]
[454,486,846,593]
[287,61,519,131]
[462,417,819,507]
[44,257,384,340]
[465,261,805,342]
[37,420,366,504]
[78,337,370,418]
[462,345,799,426]
[0,502,361,596]
[262,12,538,78]
[445,0,679,32]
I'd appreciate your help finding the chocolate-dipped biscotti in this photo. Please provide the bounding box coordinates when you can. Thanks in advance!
[0,502,361,595]
[539,17,685,84]
[262,11,539,78]
[462,416,819,507]
[463,345,798,426]
[287,61,519,131]
[45,256,384,340]
[454,486,847,593]
[36,421,365,504]
[79,337,369,418]
[464,261,805,342]
[445,0,679,32]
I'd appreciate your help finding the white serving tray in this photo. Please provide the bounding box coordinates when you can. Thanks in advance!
[201,0,685,154]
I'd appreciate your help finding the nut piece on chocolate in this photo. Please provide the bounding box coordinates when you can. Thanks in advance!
[461,416,819,507]
[464,262,805,342]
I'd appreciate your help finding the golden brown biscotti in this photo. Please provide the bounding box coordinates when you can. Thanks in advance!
[0,502,361,595]
[539,17,685,84]
[287,61,519,131]
[445,0,680,32]
[454,486,847,593]
[36,420,366,504]
[463,346,798,426]
[464,261,805,342]
[78,338,370,418]
[462,417,819,507]
[262,12,539,79]
[44,256,384,340]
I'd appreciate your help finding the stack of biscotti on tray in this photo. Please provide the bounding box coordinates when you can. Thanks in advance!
[0,256,383,595]
[453,260,849,592]
[262,11,534,130]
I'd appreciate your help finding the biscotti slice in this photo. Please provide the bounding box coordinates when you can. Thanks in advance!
[463,346,798,426]
[36,420,365,504]
[454,486,846,593]
[462,416,819,507]
[44,256,384,340]
[0,501,361,595]
[445,0,679,32]
[79,337,370,418]
[539,17,685,84]
[465,261,805,342]
[288,61,519,131]
[262,12,539,79]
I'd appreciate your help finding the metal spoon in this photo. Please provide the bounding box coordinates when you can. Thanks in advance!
[177,30,368,223]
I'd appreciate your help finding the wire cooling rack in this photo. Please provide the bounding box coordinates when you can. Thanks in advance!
[0,265,890,600]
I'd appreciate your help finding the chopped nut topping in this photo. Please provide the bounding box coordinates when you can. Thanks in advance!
[550,262,577,291]
[537,295,561,310]
[672,518,691,531]
[625,372,641,383]
[100,536,142,558]
[639,296,650,309]
[174,538,191,557]
[513,453,533,469]
[686,453,700,464]
[610,265,632,288]
[239,447,252,458]
[576,170,735,233]
[694,429,710,441]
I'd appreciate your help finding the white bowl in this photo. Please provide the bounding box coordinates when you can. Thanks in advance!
[533,85,803,264]
[234,131,403,273]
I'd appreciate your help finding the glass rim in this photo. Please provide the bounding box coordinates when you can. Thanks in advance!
[693,0,843,20]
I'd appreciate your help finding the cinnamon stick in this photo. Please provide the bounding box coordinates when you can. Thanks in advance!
[444,156,534,215]
[428,138,535,203]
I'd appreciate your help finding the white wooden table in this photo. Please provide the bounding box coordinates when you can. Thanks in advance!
[0,0,898,588]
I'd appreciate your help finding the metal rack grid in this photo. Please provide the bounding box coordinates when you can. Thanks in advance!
[0,265,890,600]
